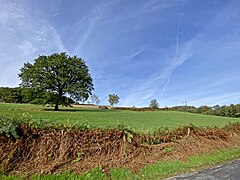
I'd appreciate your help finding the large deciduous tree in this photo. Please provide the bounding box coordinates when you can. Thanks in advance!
[19,52,94,111]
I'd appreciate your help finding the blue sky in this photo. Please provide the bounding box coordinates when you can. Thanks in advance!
[0,0,240,107]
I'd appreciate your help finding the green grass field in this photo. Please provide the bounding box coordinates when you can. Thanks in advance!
[1,103,239,133]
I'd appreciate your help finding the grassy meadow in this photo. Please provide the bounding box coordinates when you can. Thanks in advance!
[0,103,239,133]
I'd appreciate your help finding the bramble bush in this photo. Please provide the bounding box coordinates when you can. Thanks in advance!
[0,115,20,138]
[0,113,33,138]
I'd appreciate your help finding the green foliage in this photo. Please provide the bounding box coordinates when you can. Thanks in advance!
[72,151,84,163]
[144,137,162,145]
[0,87,23,103]
[75,121,92,130]
[172,104,240,118]
[30,98,46,105]
[0,113,33,138]
[170,105,197,113]
[99,106,108,109]
[149,99,159,109]
[108,94,119,106]
[207,104,240,118]
[19,52,94,111]
[115,122,127,131]
[197,105,212,114]
[164,146,174,152]
[124,130,134,143]
[0,116,20,138]
[0,87,74,106]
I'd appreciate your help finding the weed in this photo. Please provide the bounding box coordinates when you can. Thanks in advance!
[123,130,134,144]
[164,146,174,152]
[116,122,126,131]
[73,151,84,163]
[76,120,91,130]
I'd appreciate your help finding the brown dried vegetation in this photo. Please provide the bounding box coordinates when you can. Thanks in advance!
[1,123,240,177]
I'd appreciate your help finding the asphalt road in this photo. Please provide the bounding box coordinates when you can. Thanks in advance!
[165,159,240,180]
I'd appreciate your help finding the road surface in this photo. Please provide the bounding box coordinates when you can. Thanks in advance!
[166,159,240,180]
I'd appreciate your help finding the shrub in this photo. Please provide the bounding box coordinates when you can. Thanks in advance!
[0,116,20,138]
[99,106,108,109]
[30,98,46,105]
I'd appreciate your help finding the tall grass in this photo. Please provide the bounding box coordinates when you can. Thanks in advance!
[1,147,240,180]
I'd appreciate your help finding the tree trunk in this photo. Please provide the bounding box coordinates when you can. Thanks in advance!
[54,89,62,111]
[54,104,59,111]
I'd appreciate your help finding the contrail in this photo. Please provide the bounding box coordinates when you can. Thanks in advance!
[174,12,183,64]
[162,75,171,92]
[175,17,181,58]
[162,12,183,93]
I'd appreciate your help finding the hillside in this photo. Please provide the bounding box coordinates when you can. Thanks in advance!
[0,103,239,133]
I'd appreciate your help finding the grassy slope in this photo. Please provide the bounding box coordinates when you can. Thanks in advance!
[1,103,239,133]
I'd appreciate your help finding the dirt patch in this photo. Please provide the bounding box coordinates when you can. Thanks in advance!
[1,124,240,177]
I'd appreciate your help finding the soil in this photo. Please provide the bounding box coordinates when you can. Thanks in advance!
[1,123,240,177]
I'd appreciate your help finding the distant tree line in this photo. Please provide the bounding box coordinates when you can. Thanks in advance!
[0,87,74,106]
[112,104,240,118]
[170,105,240,118]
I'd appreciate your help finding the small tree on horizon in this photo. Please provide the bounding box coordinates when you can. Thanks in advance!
[108,93,120,106]
[19,52,94,111]
[149,99,159,109]
[91,94,100,105]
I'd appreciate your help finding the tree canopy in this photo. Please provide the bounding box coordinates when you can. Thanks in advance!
[19,52,94,110]
[149,99,159,109]
[108,94,120,106]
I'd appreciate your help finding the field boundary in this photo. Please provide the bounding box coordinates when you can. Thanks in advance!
[1,120,240,179]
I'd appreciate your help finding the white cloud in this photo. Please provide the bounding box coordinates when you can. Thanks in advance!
[0,0,66,87]
[126,48,146,59]
[73,1,112,55]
